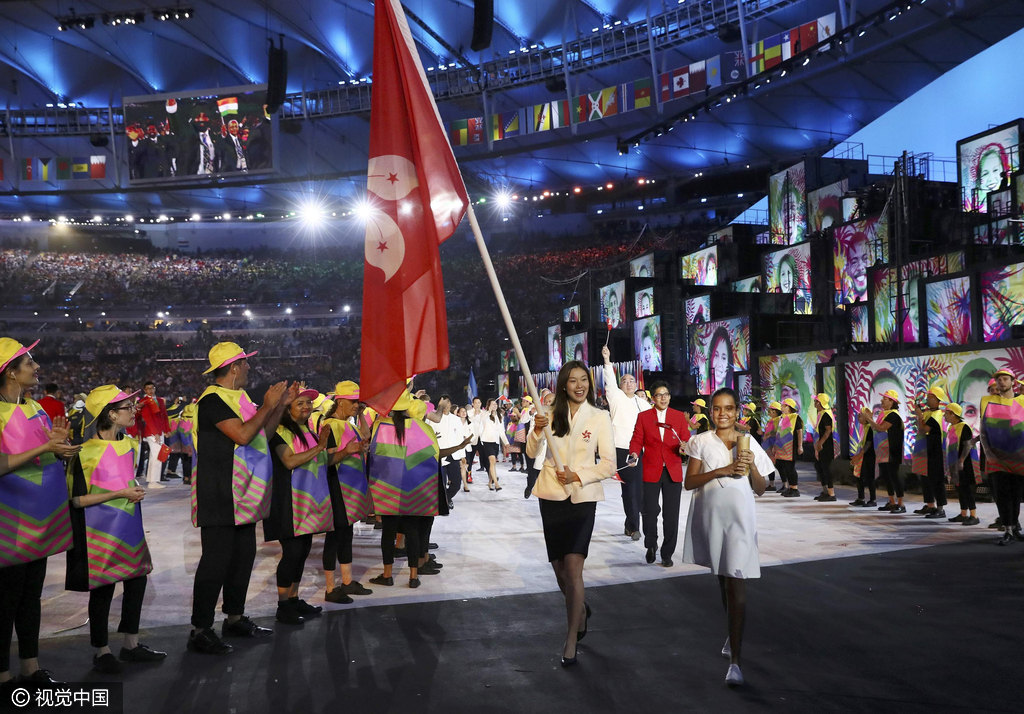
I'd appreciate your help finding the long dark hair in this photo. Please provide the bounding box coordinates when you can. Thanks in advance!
[551,361,595,437]
[485,398,499,423]
[708,326,733,392]
[392,410,408,445]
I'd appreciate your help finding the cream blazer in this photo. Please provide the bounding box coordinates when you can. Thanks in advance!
[526,401,616,503]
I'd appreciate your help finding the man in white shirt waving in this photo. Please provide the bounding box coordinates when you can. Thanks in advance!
[426,394,467,507]
[603,345,652,540]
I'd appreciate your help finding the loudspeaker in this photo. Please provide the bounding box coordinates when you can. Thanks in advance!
[90,134,109,147]
[266,35,288,114]
[471,0,493,52]
[545,76,566,93]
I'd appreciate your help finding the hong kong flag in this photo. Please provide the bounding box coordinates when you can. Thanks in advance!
[359,0,469,415]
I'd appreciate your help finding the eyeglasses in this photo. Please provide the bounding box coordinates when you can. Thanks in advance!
[654,392,671,399]
[110,402,138,412]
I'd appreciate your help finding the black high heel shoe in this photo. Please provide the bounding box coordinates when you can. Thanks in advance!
[561,652,577,667]
[576,602,592,642]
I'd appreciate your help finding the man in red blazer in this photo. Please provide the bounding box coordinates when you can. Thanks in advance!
[629,381,690,567]
[138,380,172,486]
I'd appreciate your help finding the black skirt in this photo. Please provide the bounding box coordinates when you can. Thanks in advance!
[478,441,500,460]
[538,498,597,562]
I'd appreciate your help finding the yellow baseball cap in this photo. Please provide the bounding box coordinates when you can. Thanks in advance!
[693,398,706,408]
[522,395,533,404]
[815,393,831,409]
[993,369,1016,379]
[768,401,782,412]
[85,385,140,426]
[0,337,39,374]
[744,402,757,413]
[782,398,798,410]
[203,341,258,374]
[393,391,415,412]
[881,389,901,403]
[945,402,963,417]
[927,386,949,403]
[331,381,360,400]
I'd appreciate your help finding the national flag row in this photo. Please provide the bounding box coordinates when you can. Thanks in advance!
[748,12,836,75]
[450,51,746,147]
[5,156,107,182]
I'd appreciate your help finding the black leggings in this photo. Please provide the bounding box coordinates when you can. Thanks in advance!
[958,479,977,511]
[992,472,1023,529]
[277,534,313,588]
[776,459,798,487]
[511,452,522,468]
[815,458,834,489]
[858,451,877,501]
[880,463,904,498]
[89,576,147,648]
[0,558,47,671]
[381,516,430,565]
[322,525,353,571]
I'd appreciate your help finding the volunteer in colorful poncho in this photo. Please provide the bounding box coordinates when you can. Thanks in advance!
[0,338,77,690]
[862,390,906,513]
[66,385,166,674]
[188,342,297,656]
[164,397,185,478]
[266,389,341,624]
[367,391,444,589]
[689,399,711,435]
[849,410,877,507]
[979,369,1024,545]
[911,387,949,519]
[761,402,782,492]
[813,394,837,502]
[776,398,804,498]
[735,403,762,443]
[320,382,373,604]
[177,399,197,485]
[943,403,981,526]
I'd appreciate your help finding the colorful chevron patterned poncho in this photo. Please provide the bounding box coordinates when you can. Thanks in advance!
[774,414,796,461]
[911,410,942,476]
[979,395,1024,476]
[367,416,440,517]
[66,437,153,591]
[0,399,73,567]
[275,425,334,537]
[191,386,272,526]
[326,418,372,526]
[873,409,900,464]
[945,421,981,486]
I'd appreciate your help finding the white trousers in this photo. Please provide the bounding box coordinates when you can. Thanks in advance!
[144,435,164,484]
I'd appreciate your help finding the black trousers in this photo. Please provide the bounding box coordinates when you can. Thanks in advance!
[89,575,147,648]
[777,459,798,487]
[191,523,257,630]
[929,470,947,507]
[958,479,977,511]
[444,460,462,500]
[277,534,313,588]
[0,557,47,671]
[465,445,477,471]
[526,465,540,494]
[616,448,643,533]
[642,468,682,560]
[992,471,1023,529]
[858,451,877,501]
[815,458,834,489]
[381,516,426,566]
[880,463,904,498]
[323,524,354,570]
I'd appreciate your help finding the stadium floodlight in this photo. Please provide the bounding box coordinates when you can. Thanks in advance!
[124,214,133,222]
[92,215,102,222]
[285,308,292,315]
[343,305,351,312]
[606,182,613,190]
[21,215,30,222]
[157,214,167,222]
[353,199,375,222]
[243,310,252,317]
[190,213,200,221]
[494,191,512,210]
[222,212,231,220]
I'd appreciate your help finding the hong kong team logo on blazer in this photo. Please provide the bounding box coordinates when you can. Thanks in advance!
[582,430,592,443]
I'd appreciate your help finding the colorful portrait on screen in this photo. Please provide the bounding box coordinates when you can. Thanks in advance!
[834,215,889,304]
[872,267,896,342]
[689,317,750,394]
[547,325,562,372]
[629,254,655,278]
[851,304,869,342]
[599,281,626,328]
[500,350,519,372]
[958,123,1020,212]
[634,316,663,372]
[981,261,1024,342]
[900,253,965,343]
[764,242,811,296]
[807,179,850,234]
[635,287,654,318]
[680,246,719,286]
[759,350,836,444]
[563,332,589,366]
[563,305,581,322]
[736,373,753,404]
[732,276,762,293]
[498,374,509,400]
[769,162,807,245]
[926,277,972,346]
[685,295,710,324]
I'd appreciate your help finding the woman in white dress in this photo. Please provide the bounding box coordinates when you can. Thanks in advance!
[683,388,772,687]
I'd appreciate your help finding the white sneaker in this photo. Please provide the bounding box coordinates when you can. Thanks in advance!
[146,482,166,490]
[725,663,744,686]
[721,637,732,659]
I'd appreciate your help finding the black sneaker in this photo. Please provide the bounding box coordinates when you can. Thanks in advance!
[222,615,273,638]
[119,644,167,662]
[645,547,656,564]
[879,503,895,511]
[369,574,394,586]
[962,516,981,526]
[864,500,877,507]
[849,499,865,507]
[340,581,373,596]
[418,562,441,575]
[890,505,907,514]
[820,495,837,502]
[988,518,1002,529]
[187,628,233,655]
[374,521,383,530]
[92,653,124,674]
[948,514,967,523]
[276,602,306,625]
[782,489,801,498]
[997,532,1014,546]
[1014,527,1024,542]
[925,509,947,519]
[325,588,354,604]
[293,599,323,618]
[409,578,421,589]
[428,542,438,550]
[913,506,932,515]
[765,484,777,492]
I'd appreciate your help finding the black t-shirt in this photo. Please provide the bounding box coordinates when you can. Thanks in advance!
[695,414,710,434]
[925,415,943,473]
[883,413,904,465]
[749,420,763,442]
[959,425,975,484]
[818,413,834,461]
[265,430,295,542]
[195,392,241,527]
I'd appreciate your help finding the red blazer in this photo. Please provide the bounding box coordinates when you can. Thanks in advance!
[38,395,66,424]
[629,407,691,483]
[137,395,170,438]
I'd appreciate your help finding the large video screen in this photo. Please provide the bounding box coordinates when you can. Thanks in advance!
[807,179,851,233]
[563,332,589,366]
[957,120,1020,212]
[634,316,663,371]
[851,304,869,342]
[685,295,710,324]
[635,287,654,318]
[680,246,719,286]
[736,373,753,404]
[769,161,806,245]
[563,305,581,322]
[833,215,889,304]
[500,349,519,372]
[926,277,972,346]
[629,254,654,278]
[872,267,896,342]
[124,85,272,183]
[981,261,1024,342]
[497,374,509,399]
[547,325,562,371]
[732,276,761,293]
[764,242,810,295]
[900,252,965,343]
[599,281,626,328]
[759,349,837,444]
[845,346,1024,460]
[689,317,750,394]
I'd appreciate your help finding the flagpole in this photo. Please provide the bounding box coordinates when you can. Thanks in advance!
[465,204,566,472]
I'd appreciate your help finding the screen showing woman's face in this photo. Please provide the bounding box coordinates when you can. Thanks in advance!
[779,382,799,405]
[642,335,657,369]
[848,238,869,295]
[711,338,729,389]
[979,150,1002,193]
[779,261,794,294]
[706,257,718,285]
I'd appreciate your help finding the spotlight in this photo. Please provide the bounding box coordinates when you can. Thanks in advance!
[191,213,201,221]
[802,57,810,66]
[606,182,613,190]
[222,212,231,220]
[780,70,787,77]
[298,200,325,227]
[494,191,512,210]
[285,308,293,314]
[573,187,581,194]
[343,305,351,312]
[243,310,252,317]
[22,215,30,222]
[353,200,375,221]
[157,214,168,222]
[92,215,102,222]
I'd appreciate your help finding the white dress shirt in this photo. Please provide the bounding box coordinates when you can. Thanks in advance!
[479,415,509,446]
[603,362,652,449]
[435,412,467,460]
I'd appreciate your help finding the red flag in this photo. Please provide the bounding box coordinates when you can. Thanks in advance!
[359,0,469,415]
